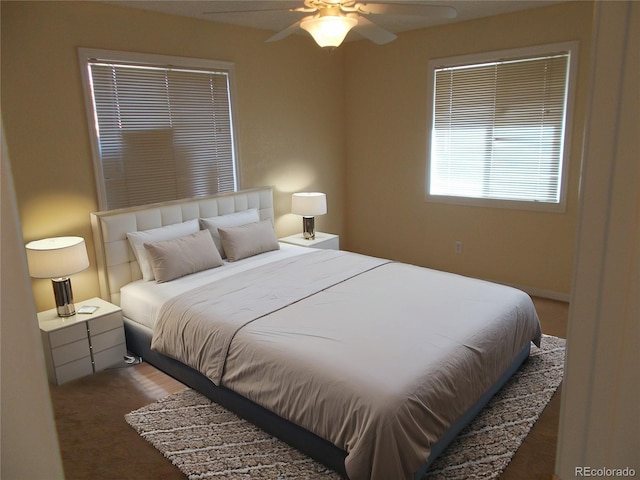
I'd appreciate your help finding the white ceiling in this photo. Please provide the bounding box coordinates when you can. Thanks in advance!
[106,1,562,42]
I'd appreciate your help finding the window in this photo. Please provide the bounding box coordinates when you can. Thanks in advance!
[426,42,577,211]
[79,49,239,210]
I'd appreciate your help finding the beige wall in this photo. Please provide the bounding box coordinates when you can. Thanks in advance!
[2,2,592,307]
[1,121,64,479]
[1,1,346,311]
[344,2,593,298]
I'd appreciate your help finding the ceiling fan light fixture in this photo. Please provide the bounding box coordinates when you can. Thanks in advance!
[300,14,357,48]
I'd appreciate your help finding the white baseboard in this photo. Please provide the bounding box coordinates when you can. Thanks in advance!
[491,281,570,303]
[518,286,570,303]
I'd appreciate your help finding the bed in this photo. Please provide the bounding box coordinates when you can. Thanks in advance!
[90,186,541,480]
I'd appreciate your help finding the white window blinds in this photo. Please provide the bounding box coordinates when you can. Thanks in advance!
[85,54,237,210]
[428,45,574,210]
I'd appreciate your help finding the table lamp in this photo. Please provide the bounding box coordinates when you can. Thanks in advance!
[25,236,90,317]
[292,192,327,240]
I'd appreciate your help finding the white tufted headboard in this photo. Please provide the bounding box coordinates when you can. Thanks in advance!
[90,187,275,305]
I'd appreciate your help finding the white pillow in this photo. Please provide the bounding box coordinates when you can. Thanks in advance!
[199,208,260,258]
[143,230,224,283]
[126,219,199,281]
[218,219,280,262]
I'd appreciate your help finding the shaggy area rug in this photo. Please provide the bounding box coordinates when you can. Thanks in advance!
[126,334,565,480]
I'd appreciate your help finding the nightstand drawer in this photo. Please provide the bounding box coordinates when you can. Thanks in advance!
[56,357,94,385]
[49,323,87,348]
[52,338,91,366]
[91,326,125,353]
[93,343,127,371]
[311,236,339,250]
[88,312,122,335]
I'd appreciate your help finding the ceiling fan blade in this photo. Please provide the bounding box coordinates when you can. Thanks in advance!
[355,2,457,19]
[266,20,303,42]
[354,15,397,45]
[203,7,294,15]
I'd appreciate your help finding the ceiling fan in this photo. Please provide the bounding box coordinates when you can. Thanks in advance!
[205,1,458,48]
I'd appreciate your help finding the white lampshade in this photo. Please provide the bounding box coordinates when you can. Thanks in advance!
[25,236,90,279]
[300,14,357,48]
[292,192,327,217]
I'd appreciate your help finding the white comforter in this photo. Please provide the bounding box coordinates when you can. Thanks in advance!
[150,249,541,480]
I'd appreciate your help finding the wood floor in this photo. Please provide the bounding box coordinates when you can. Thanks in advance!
[49,297,568,480]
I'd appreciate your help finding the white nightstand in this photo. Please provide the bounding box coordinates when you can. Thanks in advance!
[38,297,127,385]
[279,232,340,250]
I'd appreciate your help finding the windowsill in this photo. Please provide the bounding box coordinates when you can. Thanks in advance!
[425,194,567,213]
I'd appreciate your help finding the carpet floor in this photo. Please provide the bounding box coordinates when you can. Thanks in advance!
[125,335,565,480]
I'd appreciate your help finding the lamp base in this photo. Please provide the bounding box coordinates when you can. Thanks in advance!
[302,216,316,240]
[52,277,76,317]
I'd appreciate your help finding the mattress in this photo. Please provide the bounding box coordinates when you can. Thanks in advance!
[120,242,313,329]
[143,248,541,480]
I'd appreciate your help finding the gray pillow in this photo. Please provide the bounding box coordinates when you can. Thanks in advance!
[218,220,280,262]
[126,219,200,281]
[199,208,260,258]
[143,230,223,283]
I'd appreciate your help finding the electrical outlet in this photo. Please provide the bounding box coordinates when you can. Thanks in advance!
[455,241,463,254]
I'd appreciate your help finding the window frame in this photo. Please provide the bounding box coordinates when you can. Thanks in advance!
[78,48,241,211]
[425,41,578,212]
